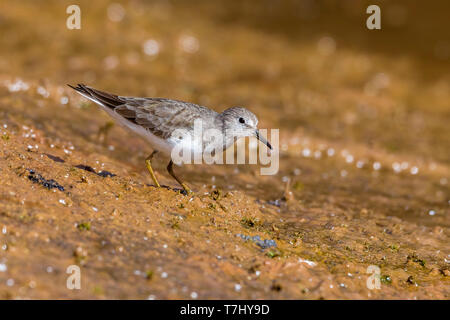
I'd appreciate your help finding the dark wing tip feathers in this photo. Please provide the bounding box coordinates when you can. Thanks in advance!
[67,83,125,109]
[67,83,94,98]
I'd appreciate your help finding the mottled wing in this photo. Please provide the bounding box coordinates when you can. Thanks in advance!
[68,84,216,139]
[115,98,214,139]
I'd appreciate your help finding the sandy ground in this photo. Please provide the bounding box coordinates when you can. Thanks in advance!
[0,0,448,299]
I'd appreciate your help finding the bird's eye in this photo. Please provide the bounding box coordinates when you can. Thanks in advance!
[239,117,245,124]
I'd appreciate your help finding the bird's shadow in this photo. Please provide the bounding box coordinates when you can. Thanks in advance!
[146,184,189,196]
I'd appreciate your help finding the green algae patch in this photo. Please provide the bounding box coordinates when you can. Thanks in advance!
[77,222,91,231]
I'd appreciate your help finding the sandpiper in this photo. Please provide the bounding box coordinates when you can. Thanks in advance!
[68,84,272,193]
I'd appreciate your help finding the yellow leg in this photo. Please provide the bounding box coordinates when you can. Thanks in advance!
[167,160,192,194]
[145,151,160,188]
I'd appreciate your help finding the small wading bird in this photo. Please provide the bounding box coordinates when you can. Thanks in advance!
[68,84,272,194]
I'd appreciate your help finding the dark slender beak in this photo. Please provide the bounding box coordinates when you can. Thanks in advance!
[255,129,272,150]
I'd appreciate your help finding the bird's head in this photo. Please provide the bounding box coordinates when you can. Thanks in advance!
[220,107,272,150]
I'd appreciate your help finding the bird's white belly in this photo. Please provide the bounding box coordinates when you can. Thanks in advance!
[103,106,226,160]
[166,131,205,160]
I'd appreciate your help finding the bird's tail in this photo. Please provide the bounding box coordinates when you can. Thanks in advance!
[67,84,125,109]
